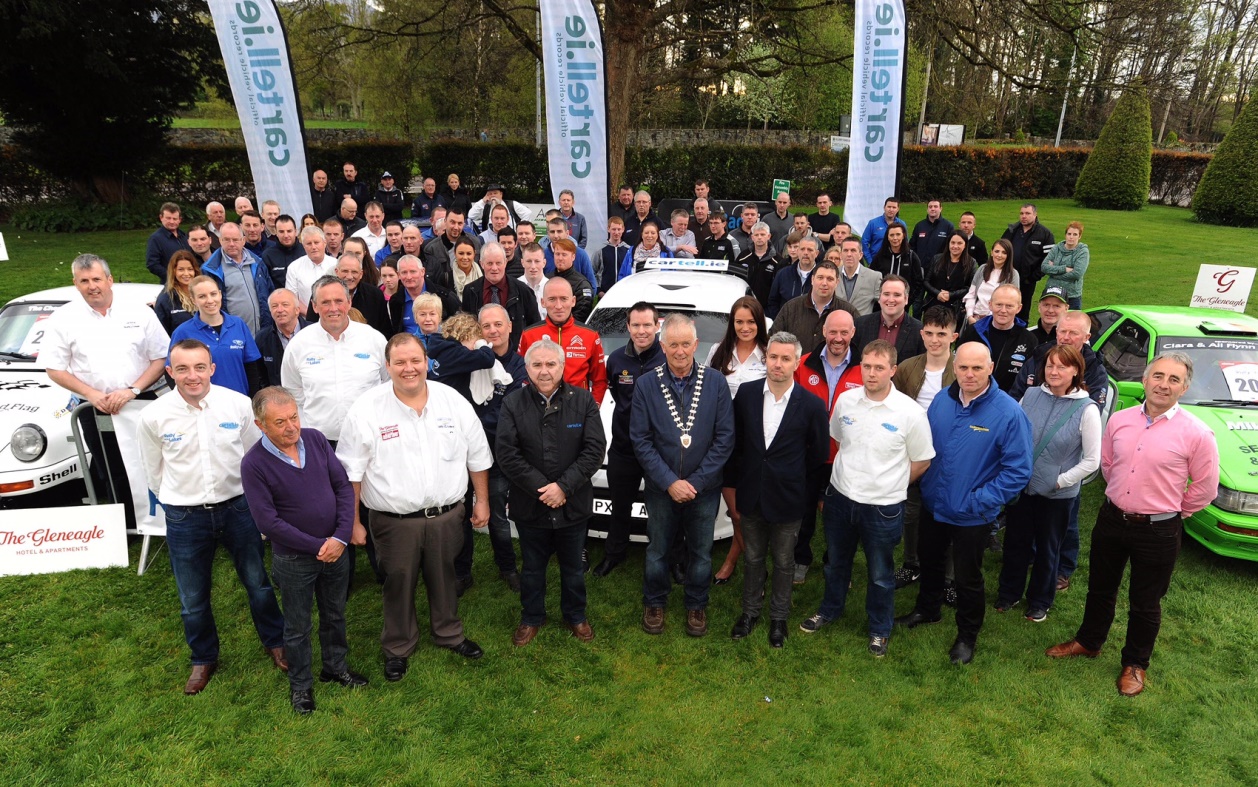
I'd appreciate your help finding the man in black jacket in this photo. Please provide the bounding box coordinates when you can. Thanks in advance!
[421,208,482,292]
[261,215,304,288]
[460,243,540,351]
[310,170,339,223]
[729,331,829,647]
[496,338,606,647]
[956,284,1037,393]
[373,172,406,223]
[909,200,955,268]
[851,275,926,362]
[1001,203,1055,322]
[333,161,371,214]
[387,256,461,336]
[256,288,309,385]
[596,301,667,576]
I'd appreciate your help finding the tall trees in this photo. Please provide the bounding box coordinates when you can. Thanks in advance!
[0,0,222,202]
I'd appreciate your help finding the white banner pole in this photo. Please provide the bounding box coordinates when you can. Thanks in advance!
[206,0,314,217]
[843,0,908,234]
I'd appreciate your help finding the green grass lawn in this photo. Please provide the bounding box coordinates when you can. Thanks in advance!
[3,200,1258,783]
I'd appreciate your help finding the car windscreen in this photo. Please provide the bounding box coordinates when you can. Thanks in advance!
[0,302,60,359]
[1157,335,1258,404]
[588,307,729,362]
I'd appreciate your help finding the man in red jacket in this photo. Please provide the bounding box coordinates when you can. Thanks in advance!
[518,277,607,404]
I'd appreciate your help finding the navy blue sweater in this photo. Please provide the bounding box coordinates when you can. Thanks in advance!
[241,429,355,556]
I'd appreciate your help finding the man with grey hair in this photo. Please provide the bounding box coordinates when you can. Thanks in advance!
[44,254,170,530]
[461,242,540,352]
[730,202,761,256]
[256,288,309,385]
[497,337,606,646]
[631,313,735,637]
[204,201,227,238]
[235,196,255,215]
[688,197,713,243]
[202,221,274,335]
[765,192,793,252]
[1047,352,1219,696]
[729,331,829,647]
[623,189,660,247]
[285,226,338,308]
[241,386,366,714]
[261,200,282,238]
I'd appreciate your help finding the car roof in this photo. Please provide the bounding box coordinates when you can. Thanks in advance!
[6,282,163,306]
[1092,305,1258,336]
[596,271,750,311]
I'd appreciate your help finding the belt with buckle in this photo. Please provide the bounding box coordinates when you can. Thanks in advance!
[1104,499,1177,524]
[380,502,459,519]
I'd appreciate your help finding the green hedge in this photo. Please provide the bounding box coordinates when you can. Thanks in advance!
[0,139,1212,224]
[1074,80,1153,210]
[1193,98,1258,226]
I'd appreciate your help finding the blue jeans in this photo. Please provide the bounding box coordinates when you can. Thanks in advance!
[818,487,903,638]
[642,488,719,610]
[1068,296,1082,310]
[164,495,285,665]
[517,520,588,626]
[1058,495,1081,578]
[270,550,352,692]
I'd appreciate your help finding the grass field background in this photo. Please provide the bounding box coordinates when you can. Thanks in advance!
[2,200,1257,784]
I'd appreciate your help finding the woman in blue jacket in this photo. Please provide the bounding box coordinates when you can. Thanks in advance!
[169,275,264,396]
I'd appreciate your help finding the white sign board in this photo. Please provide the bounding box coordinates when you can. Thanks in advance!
[830,135,850,153]
[0,504,128,577]
[642,258,730,272]
[0,231,8,261]
[1191,264,1256,313]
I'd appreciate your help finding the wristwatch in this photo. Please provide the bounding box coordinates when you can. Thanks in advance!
[128,386,142,396]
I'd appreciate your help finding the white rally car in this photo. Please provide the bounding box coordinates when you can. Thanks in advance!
[0,283,163,503]
[584,262,761,542]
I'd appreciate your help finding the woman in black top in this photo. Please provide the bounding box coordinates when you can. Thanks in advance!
[921,231,974,329]
[439,172,472,215]
[153,251,201,335]
[869,223,923,312]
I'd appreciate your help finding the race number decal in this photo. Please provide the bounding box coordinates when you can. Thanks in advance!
[1221,361,1258,401]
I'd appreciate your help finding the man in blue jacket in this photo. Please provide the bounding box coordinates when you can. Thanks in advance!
[861,197,908,263]
[631,313,734,638]
[201,222,275,335]
[895,341,1032,665]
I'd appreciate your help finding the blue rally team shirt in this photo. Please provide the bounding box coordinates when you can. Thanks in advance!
[169,313,261,396]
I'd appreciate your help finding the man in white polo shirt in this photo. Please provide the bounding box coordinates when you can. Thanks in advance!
[336,333,492,681]
[799,339,934,658]
[137,339,287,695]
[281,276,387,445]
[285,226,338,307]
[43,254,170,531]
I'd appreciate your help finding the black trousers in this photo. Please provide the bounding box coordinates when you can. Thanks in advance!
[913,511,991,645]
[604,450,643,562]
[1075,501,1182,670]
[76,406,135,528]
[794,465,830,567]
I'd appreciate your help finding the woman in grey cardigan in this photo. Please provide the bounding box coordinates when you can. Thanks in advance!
[996,344,1101,621]
[1040,221,1089,309]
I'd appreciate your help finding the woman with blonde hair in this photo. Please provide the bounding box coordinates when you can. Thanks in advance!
[153,250,202,335]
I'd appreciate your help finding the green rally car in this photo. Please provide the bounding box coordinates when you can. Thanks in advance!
[1089,305,1258,562]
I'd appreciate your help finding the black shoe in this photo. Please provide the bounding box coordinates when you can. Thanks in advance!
[446,639,484,660]
[319,668,368,688]
[290,688,316,714]
[768,620,788,648]
[893,565,920,589]
[950,638,975,665]
[894,611,943,629]
[730,613,759,640]
[670,563,686,585]
[455,575,475,597]
[582,548,590,573]
[500,571,521,593]
[593,556,623,577]
[383,656,408,682]
[944,582,958,608]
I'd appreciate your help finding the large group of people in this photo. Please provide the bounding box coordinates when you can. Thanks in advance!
[39,168,1220,715]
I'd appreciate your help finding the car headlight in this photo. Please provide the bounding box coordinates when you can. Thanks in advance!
[9,423,47,463]
[1213,485,1258,515]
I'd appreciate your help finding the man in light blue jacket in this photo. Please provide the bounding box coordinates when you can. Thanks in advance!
[894,341,1032,665]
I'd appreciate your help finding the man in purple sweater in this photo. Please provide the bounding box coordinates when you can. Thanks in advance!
[242,386,367,715]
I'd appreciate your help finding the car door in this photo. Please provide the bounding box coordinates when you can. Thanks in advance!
[1093,313,1152,413]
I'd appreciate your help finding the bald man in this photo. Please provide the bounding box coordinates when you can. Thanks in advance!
[894,342,1032,665]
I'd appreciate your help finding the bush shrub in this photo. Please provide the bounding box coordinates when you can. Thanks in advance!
[1150,151,1212,207]
[417,140,550,201]
[1193,98,1258,227]
[9,193,189,233]
[1074,79,1153,210]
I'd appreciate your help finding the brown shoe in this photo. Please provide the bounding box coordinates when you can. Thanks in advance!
[267,646,289,672]
[184,663,217,695]
[642,606,665,635]
[1056,575,1071,592]
[568,621,595,643]
[1045,639,1101,659]
[1118,666,1146,696]
[685,609,708,637]
[512,624,540,647]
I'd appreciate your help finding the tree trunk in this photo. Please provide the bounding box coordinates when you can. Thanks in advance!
[603,9,643,193]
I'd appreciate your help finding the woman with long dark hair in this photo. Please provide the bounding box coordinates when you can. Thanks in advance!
[922,231,975,328]
[964,238,1020,324]
[705,296,769,585]
[869,223,923,310]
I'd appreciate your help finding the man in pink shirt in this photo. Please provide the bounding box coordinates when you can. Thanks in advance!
[1046,352,1219,697]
